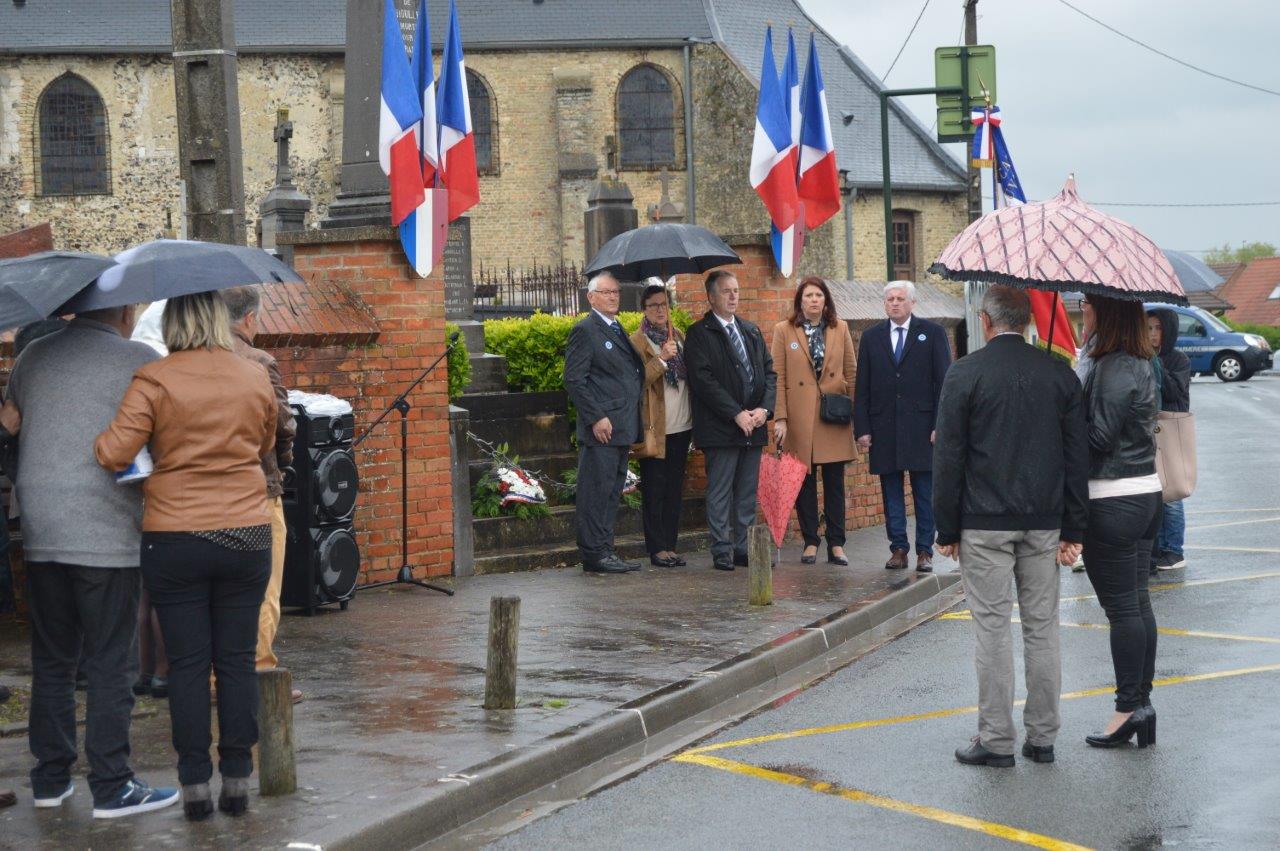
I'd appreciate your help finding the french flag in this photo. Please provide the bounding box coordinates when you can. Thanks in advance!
[378,0,425,227]
[396,0,448,277]
[797,33,841,230]
[750,26,800,275]
[436,0,480,222]
[771,29,804,278]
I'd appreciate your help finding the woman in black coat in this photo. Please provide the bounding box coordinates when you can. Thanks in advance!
[1081,295,1161,750]
[1146,308,1191,572]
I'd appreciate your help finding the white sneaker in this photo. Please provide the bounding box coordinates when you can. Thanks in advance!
[33,782,74,808]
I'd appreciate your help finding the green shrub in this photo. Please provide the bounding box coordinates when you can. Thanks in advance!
[1224,319,1280,351]
[484,308,693,394]
[445,321,471,400]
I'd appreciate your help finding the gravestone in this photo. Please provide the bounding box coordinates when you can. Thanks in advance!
[583,177,641,311]
[445,220,507,393]
[258,108,312,264]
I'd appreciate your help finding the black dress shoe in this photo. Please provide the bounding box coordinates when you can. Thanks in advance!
[732,552,749,567]
[649,554,677,567]
[621,556,642,572]
[584,555,631,574]
[149,676,169,699]
[1021,741,1055,763]
[827,548,848,566]
[800,549,817,565]
[1085,706,1155,749]
[712,556,735,571]
[132,675,153,697]
[955,738,1014,767]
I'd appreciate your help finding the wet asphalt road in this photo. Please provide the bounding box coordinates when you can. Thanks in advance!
[490,372,1280,849]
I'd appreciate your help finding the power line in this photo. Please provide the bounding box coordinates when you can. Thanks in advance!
[883,0,932,82]
[1092,200,1280,208]
[1052,0,1280,97]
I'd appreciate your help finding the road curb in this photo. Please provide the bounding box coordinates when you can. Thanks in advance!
[313,572,962,850]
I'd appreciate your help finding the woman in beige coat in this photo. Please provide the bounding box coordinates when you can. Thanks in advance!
[771,277,857,565]
[630,283,692,567]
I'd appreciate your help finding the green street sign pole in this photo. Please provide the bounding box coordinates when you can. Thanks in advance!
[880,86,962,281]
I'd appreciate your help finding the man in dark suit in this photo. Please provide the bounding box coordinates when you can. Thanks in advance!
[933,285,1087,767]
[853,281,952,572]
[684,270,777,571]
[563,272,645,574]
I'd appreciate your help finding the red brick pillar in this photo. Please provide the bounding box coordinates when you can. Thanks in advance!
[279,227,454,582]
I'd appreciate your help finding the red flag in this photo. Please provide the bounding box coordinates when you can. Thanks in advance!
[1029,289,1078,364]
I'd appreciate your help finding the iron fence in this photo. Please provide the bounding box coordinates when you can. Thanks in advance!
[474,261,582,316]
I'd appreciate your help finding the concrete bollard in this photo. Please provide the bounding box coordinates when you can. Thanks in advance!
[257,668,297,796]
[484,596,521,709]
[748,524,773,606]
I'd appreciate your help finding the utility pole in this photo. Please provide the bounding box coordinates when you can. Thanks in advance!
[964,0,981,224]
[171,0,246,243]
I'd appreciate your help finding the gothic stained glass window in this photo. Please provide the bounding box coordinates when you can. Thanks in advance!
[38,75,110,196]
[466,69,496,174]
[618,66,676,169]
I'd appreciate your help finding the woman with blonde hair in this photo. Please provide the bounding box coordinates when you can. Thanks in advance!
[95,290,277,820]
[771,277,856,565]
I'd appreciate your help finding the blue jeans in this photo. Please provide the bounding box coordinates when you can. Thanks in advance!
[880,471,934,556]
[1156,499,1185,557]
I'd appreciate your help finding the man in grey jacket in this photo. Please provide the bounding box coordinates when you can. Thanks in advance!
[5,306,179,818]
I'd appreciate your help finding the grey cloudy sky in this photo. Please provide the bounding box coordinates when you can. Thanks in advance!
[802,0,1280,256]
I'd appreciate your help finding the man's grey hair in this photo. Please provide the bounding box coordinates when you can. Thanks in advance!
[223,285,262,322]
[883,281,916,300]
[980,285,1031,332]
[586,272,617,293]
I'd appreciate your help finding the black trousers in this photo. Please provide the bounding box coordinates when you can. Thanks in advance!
[141,533,270,785]
[796,461,847,548]
[638,429,692,555]
[26,562,140,804]
[575,444,630,563]
[1083,492,1162,712]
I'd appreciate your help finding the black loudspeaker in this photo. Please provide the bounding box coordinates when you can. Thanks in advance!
[282,403,361,614]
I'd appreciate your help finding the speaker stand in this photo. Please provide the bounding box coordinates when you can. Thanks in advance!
[354,337,459,597]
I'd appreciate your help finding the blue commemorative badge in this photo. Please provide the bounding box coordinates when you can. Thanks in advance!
[917,333,927,342]
[605,340,614,350]
[790,341,799,350]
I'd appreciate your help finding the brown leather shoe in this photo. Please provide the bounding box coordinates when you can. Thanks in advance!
[916,552,933,573]
[885,549,908,570]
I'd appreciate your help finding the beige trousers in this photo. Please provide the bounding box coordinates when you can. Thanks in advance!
[255,497,288,671]
[959,528,1062,754]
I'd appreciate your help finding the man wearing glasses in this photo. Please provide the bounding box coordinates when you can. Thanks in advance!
[563,273,645,574]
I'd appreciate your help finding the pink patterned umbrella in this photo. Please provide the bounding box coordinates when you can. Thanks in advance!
[930,176,1186,304]
[757,450,810,547]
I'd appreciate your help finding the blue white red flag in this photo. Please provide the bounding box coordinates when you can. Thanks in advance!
[750,27,801,276]
[987,111,1076,362]
[378,0,425,227]
[770,28,804,277]
[436,0,480,222]
[970,105,1000,168]
[394,0,448,277]
[797,32,841,230]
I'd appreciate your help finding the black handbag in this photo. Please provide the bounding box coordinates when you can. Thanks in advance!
[818,393,853,425]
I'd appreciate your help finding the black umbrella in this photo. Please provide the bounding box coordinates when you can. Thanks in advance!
[584,223,740,281]
[0,251,115,332]
[58,239,303,314]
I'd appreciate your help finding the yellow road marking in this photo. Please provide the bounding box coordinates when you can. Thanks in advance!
[685,662,1280,755]
[1186,515,1280,531]
[942,612,1280,644]
[673,753,1093,851]
[1059,569,1280,603]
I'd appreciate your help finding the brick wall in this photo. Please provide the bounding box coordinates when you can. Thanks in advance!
[281,228,454,582]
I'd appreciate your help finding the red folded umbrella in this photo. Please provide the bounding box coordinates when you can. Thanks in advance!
[757,449,809,547]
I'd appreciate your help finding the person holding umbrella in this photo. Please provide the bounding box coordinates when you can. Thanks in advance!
[770,277,856,565]
[630,281,692,568]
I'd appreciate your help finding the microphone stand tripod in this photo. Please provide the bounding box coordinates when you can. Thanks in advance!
[353,332,460,596]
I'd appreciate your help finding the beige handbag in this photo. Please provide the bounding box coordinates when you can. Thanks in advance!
[1154,411,1196,502]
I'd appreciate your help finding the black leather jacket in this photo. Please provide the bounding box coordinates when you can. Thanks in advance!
[1083,351,1158,480]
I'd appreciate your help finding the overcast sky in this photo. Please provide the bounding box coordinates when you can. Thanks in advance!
[802,0,1280,256]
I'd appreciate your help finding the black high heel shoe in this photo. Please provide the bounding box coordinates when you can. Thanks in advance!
[1085,706,1155,749]
[827,547,848,566]
[800,547,818,565]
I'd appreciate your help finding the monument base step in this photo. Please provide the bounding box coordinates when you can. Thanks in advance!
[473,530,708,575]
[464,352,508,394]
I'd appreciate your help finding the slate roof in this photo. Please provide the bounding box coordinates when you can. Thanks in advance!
[0,0,965,191]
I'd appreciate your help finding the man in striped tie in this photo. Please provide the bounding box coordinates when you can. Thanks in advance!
[684,271,777,571]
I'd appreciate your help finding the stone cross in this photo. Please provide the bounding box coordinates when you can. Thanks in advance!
[273,108,295,188]
[648,167,686,223]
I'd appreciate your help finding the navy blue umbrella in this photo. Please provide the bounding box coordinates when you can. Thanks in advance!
[0,251,115,332]
[58,239,303,314]
[584,223,740,281]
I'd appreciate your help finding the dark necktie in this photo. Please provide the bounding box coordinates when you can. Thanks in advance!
[610,320,629,346]
[893,325,905,364]
[727,322,754,381]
